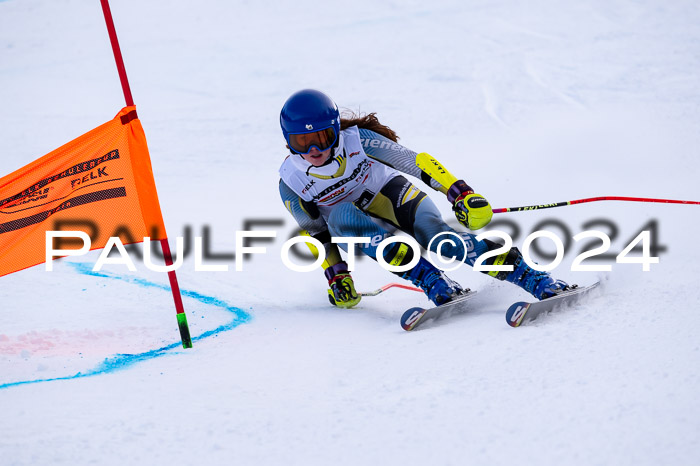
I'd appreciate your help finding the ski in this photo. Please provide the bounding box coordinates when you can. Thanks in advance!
[505,281,601,327]
[400,290,478,331]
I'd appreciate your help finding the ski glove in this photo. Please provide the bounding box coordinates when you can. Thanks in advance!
[447,180,493,230]
[325,261,361,309]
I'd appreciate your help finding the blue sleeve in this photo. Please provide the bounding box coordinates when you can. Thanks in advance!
[279,179,328,236]
[357,128,448,194]
[279,179,344,269]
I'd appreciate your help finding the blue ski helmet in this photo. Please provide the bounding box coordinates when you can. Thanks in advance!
[280,89,340,154]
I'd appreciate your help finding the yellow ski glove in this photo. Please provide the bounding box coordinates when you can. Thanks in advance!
[325,262,361,308]
[447,180,493,230]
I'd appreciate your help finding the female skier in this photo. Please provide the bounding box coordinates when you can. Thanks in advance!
[279,89,569,308]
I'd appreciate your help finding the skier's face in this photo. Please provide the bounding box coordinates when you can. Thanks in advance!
[301,146,332,166]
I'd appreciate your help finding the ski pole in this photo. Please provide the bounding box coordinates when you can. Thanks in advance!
[295,232,423,297]
[493,196,700,213]
[414,153,699,214]
[360,283,423,297]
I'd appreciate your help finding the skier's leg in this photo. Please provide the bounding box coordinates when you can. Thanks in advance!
[327,202,463,305]
[412,196,569,300]
[411,195,488,265]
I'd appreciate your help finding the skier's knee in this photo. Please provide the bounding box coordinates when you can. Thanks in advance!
[382,240,417,275]
[480,239,522,281]
[327,203,362,236]
[327,202,359,223]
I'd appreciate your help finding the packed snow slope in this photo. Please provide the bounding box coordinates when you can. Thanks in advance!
[1,1,699,465]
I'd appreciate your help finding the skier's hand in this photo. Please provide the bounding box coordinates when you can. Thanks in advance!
[325,262,361,308]
[447,180,493,230]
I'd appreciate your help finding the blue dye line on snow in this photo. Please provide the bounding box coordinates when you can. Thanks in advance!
[0,263,252,390]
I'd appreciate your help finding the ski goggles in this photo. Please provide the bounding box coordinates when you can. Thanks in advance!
[288,126,337,154]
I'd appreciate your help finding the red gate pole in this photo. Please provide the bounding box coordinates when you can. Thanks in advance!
[100,0,192,348]
[100,0,134,107]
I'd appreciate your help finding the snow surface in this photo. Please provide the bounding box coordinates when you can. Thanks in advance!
[1,0,700,464]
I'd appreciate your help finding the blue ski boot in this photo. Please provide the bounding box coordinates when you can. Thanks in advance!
[506,255,569,300]
[481,246,570,300]
[401,256,465,306]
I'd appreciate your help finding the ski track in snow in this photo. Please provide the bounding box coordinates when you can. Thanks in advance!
[0,263,252,390]
[2,0,700,464]
[479,81,513,130]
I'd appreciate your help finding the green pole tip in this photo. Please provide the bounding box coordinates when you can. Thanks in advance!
[176,312,193,349]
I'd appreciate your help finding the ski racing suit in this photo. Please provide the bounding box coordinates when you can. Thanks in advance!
[278,125,492,276]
